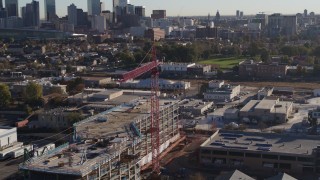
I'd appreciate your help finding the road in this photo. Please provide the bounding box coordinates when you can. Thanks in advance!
[0,157,23,179]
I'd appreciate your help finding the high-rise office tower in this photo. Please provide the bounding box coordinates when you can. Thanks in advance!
[0,0,3,9]
[5,0,18,17]
[100,2,105,12]
[151,10,166,19]
[236,10,240,18]
[135,6,145,17]
[44,0,56,21]
[88,0,101,16]
[113,0,129,8]
[304,9,308,17]
[68,3,77,26]
[22,0,39,27]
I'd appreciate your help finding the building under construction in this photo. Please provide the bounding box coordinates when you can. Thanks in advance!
[19,93,181,180]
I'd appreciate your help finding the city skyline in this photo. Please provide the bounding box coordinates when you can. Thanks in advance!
[4,0,320,19]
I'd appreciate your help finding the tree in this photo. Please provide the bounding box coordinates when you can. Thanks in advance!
[258,121,267,132]
[25,82,43,106]
[260,48,270,62]
[66,78,84,95]
[66,112,83,125]
[0,83,11,109]
[312,46,320,57]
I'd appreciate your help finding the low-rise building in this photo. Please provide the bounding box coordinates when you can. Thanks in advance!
[6,44,24,55]
[224,108,239,121]
[0,126,18,149]
[88,90,123,102]
[83,77,112,88]
[160,62,196,73]
[215,170,254,180]
[37,108,85,129]
[239,98,293,124]
[187,64,212,76]
[257,87,274,100]
[200,130,319,176]
[180,100,213,116]
[204,81,240,102]
[239,60,288,79]
[11,80,67,98]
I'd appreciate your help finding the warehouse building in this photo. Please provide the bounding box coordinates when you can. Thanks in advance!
[180,99,213,116]
[239,98,293,124]
[200,130,320,176]
[204,80,241,102]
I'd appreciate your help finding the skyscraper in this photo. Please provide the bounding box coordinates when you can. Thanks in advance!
[236,10,240,19]
[44,0,56,21]
[0,0,3,9]
[113,0,129,8]
[5,0,18,17]
[22,0,39,27]
[88,0,101,16]
[68,3,77,26]
[304,9,308,17]
[135,6,145,17]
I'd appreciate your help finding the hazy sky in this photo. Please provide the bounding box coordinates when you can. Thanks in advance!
[15,0,320,18]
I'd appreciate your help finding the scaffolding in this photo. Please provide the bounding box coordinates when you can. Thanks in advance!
[20,99,181,180]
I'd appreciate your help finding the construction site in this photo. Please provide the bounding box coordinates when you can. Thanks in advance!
[19,47,184,180]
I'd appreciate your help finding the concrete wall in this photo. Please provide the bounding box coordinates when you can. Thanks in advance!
[0,127,17,148]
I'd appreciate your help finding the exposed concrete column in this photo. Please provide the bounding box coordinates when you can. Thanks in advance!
[98,164,101,180]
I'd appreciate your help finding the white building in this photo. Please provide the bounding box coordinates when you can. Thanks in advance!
[0,127,17,148]
[183,18,194,26]
[91,15,106,33]
[204,84,241,102]
[160,62,195,72]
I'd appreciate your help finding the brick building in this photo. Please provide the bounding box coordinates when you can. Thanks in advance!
[239,60,288,79]
[145,28,165,41]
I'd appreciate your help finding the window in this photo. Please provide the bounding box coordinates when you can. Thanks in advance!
[201,149,211,154]
[229,151,244,157]
[279,163,291,169]
[262,154,278,159]
[297,157,313,162]
[212,150,227,155]
[279,155,296,161]
[246,153,261,158]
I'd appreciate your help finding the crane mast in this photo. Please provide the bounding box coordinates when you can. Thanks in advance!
[150,45,160,174]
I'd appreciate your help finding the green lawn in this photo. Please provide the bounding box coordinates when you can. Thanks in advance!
[198,57,245,69]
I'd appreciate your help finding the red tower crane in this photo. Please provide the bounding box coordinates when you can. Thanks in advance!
[117,45,161,174]
[150,46,160,174]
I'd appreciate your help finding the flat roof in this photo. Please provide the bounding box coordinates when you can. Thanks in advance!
[240,100,259,112]
[201,130,320,156]
[21,98,180,176]
[255,99,277,110]
[240,99,292,114]
[76,98,177,139]
[181,100,213,110]
[82,77,111,81]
